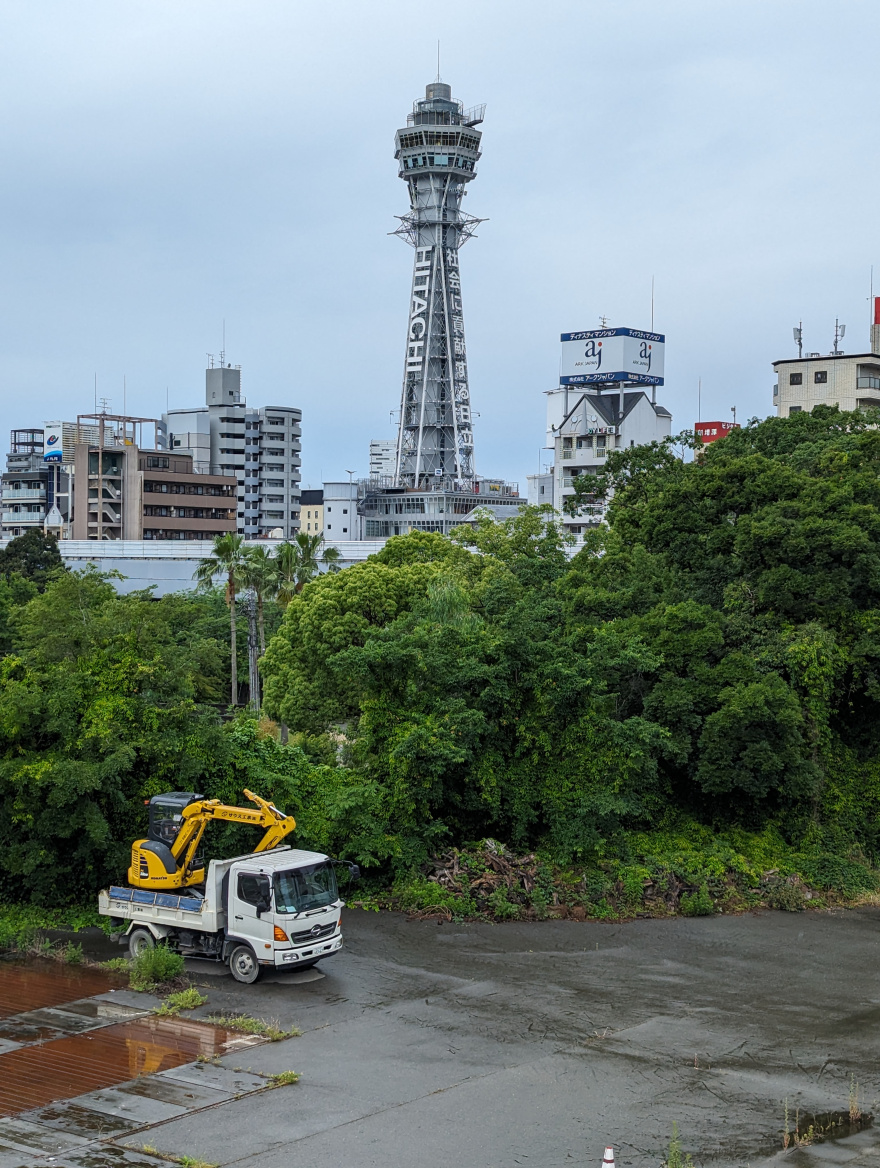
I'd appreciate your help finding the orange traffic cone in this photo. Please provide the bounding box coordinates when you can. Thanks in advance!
[602,1148,615,1168]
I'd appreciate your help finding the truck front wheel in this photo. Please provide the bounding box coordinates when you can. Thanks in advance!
[129,928,155,960]
[228,944,260,984]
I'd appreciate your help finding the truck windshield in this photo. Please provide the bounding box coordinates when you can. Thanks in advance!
[273,862,339,914]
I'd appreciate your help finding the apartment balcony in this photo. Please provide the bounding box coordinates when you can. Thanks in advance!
[2,510,45,524]
[2,487,46,500]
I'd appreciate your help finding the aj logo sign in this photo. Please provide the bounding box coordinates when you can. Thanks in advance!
[639,342,652,372]
[582,340,603,369]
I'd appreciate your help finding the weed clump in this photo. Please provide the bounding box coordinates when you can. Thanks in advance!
[766,879,807,912]
[663,1123,694,1168]
[487,887,520,920]
[153,989,208,1016]
[130,944,185,991]
[205,1013,300,1041]
[680,887,714,917]
[267,1070,300,1087]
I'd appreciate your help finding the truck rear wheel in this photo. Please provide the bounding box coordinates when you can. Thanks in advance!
[128,928,155,960]
[228,944,260,984]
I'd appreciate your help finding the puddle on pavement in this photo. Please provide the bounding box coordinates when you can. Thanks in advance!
[57,1148,170,1168]
[0,1015,238,1116]
[0,957,124,1018]
[24,1102,135,1138]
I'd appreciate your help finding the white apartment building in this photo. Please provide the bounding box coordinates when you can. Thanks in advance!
[528,386,672,536]
[322,481,361,540]
[163,365,302,539]
[773,312,880,417]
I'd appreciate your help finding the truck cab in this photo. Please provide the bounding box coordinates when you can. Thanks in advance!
[225,851,345,982]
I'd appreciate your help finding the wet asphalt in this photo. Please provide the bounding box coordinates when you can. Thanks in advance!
[99,905,880,1168]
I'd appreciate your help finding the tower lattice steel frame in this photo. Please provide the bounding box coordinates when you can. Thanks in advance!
[392,81,485,490]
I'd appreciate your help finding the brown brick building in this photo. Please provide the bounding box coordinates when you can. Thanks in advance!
[72,436,237,541]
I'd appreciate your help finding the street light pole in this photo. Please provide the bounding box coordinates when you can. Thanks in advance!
[345,470,356,540]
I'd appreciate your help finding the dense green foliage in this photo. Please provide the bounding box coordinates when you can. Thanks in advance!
[0,530,64,591]
[0,567,360,904]
[261,408,880,889]
[3,408,880,917]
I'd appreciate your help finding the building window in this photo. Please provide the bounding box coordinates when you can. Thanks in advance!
[146,457,169,469]
[342,508,348,514]
[814,371,828,383]
[789,372,803,385]
[789,406,803,413]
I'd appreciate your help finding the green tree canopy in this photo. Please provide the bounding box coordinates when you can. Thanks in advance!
[0,530,64,591]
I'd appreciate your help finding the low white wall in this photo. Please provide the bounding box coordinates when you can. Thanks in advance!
[0,539,388,596]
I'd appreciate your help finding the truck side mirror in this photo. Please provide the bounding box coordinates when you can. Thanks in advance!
[346,863,361,884]
[255,895,272,917]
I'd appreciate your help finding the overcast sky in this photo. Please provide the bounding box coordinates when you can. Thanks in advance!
[1,0,878,487]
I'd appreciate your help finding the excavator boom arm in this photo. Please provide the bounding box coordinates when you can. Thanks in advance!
[169,789,296,877]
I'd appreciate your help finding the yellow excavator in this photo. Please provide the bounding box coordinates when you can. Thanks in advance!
[128,789,296,891]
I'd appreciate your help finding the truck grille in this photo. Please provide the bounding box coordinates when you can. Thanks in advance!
[289,920,337,945]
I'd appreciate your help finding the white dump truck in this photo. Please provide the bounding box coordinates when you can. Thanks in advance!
[99,847,357,983]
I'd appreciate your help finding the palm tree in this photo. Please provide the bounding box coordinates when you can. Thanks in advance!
[241,545,276,655]
[274,533,342,608]
[194,532,247,706]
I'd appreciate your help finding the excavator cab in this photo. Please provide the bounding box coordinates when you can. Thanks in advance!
[129,792,204,891]
[148,792,202,846]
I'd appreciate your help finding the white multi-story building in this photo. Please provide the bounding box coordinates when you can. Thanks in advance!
[163,364,302,539]
[322,481,361,540]
[528,386,672,536]
[773,307,880,417]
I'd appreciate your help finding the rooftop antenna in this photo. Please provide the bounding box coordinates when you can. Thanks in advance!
[599,315,609,327]
[436,40,441,82]
[731,405,737,426]
[833,318,846,354]
[697,377,701,423]
[94,372,97,413]
[99,396,110,414]
[793,321,803,357]
[123,374,126,417]
[220,319,226,367]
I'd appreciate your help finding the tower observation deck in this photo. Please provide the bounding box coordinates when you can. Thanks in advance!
[392,81,486,490]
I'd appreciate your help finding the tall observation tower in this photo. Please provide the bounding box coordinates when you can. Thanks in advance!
[358,80,520,539]
[392,81,485,489]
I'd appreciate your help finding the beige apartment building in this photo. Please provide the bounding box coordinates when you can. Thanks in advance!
[774,312,880,417]
[71,414,237,540]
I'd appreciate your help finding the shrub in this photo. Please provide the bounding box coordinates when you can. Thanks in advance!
[130,944,185,990]
[766,881,806,912]
[394,876,474,917]
[487,887,520,920]
[529,888,549,919]
[679,886,714,917]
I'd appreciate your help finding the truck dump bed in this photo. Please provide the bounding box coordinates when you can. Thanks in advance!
[98,885,224,932]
